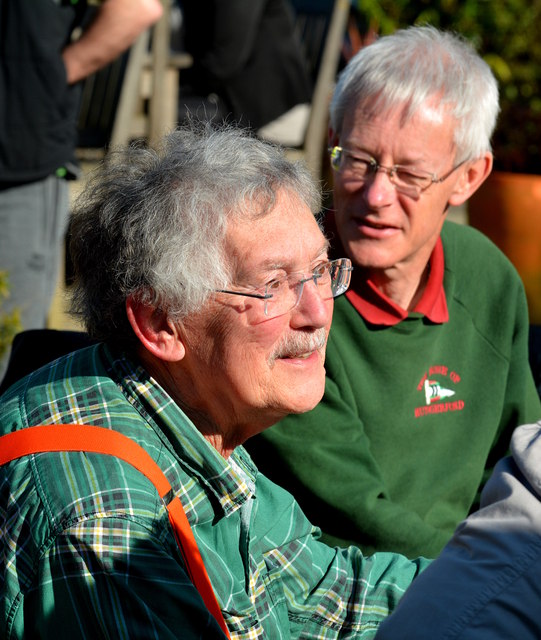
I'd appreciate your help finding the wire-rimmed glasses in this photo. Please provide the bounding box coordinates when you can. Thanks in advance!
[329,146,466,198]
[216,258,352,321]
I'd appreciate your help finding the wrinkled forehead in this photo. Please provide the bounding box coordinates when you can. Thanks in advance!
[341,91,453,133]
[225,189,328,280]
[338,95,457,160]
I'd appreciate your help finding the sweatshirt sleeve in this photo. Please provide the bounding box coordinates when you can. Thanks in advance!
[473,260,541,505]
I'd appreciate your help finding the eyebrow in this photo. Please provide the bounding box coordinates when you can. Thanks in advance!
[237,240,331,282]
[346,145,433,169]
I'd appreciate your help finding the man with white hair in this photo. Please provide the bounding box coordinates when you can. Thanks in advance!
[249,25,541,559]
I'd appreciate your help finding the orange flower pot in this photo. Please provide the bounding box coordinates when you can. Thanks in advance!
[468,171,541,324]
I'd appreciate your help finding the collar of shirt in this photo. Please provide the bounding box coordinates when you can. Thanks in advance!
[345,236,449,326]
[109,349,258,518]
[30,343,257,520]
[324,211,449,326]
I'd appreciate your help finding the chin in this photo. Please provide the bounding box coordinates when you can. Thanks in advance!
[346,245,396,270]
[271,357,326,415]
[287,400,320,416]
[285,383,325,415]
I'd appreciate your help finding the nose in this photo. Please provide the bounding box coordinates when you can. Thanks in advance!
[363,165,396,207]
[290,278,333,329]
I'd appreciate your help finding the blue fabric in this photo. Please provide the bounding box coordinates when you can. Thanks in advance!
[375,422,541,640]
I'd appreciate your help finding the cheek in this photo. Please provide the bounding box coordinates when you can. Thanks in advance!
[406,202,446,238]
[333,176,360,201]
[226,317,288,372]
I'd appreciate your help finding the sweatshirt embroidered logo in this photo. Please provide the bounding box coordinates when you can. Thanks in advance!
[424,379,455,405]
[415,365,465,418]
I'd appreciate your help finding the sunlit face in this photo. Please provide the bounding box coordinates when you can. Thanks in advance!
[331,100,465,277]
[178,189,334,441]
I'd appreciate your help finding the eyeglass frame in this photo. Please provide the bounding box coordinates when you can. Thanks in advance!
[328,145,467,197]
[216,258,353,319]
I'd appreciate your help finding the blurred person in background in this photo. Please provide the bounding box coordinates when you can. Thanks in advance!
[0,0,162,381]
[177,0,313,147]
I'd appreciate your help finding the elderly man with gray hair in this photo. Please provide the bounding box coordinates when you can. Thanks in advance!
[0,123,429,638]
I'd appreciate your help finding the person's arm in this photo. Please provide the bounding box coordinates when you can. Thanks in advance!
[62,0,163,84]
[17,517,227,639]
[253,470,430,636]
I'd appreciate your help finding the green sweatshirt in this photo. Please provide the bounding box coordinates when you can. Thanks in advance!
[247,222,541,559]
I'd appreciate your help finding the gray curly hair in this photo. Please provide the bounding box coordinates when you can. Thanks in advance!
[69,123,321,344]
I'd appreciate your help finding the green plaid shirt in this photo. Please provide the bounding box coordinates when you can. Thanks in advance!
[0,343,427,639]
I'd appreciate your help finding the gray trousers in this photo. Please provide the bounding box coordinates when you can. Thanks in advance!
[0,175,69,379]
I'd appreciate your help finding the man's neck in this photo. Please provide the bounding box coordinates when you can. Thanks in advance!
[368,261,431,312]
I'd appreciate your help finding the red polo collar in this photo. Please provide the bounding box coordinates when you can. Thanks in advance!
[344,236,449,325]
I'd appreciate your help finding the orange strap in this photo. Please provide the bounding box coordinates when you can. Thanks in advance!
[0,425,230,638]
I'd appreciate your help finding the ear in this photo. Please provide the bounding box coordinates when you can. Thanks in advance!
[448,153,493,207]
[126,296,185,362]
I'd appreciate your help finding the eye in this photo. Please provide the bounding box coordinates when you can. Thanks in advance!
[348,154,372,173]
[264,277,285,293]
[312,262,328,278]
[394,167,432,187]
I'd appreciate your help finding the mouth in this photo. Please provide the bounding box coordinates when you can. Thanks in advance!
[274,350,323,371]
[281,350,317,360]
[352,216,400,237]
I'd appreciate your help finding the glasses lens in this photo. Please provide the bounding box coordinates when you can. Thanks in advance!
[263,277,296,319]
[331,147,374,181]
[330,258,352,296]
[393,169,432,196]
[256,259,352,321]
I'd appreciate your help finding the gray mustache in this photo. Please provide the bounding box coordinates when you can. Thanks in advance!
[269,328,327,362]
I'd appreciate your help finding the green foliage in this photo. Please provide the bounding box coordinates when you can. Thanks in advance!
[353,0,541,173]
[0,271,22,361]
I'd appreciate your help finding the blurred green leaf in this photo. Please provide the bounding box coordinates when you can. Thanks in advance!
[0,271,22,360]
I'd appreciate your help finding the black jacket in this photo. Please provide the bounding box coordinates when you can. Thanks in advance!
[180,0,312,130]
[0,0,87,183]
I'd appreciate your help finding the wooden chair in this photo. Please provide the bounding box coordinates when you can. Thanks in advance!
[76,0,192,157]
[287,0,351,182]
